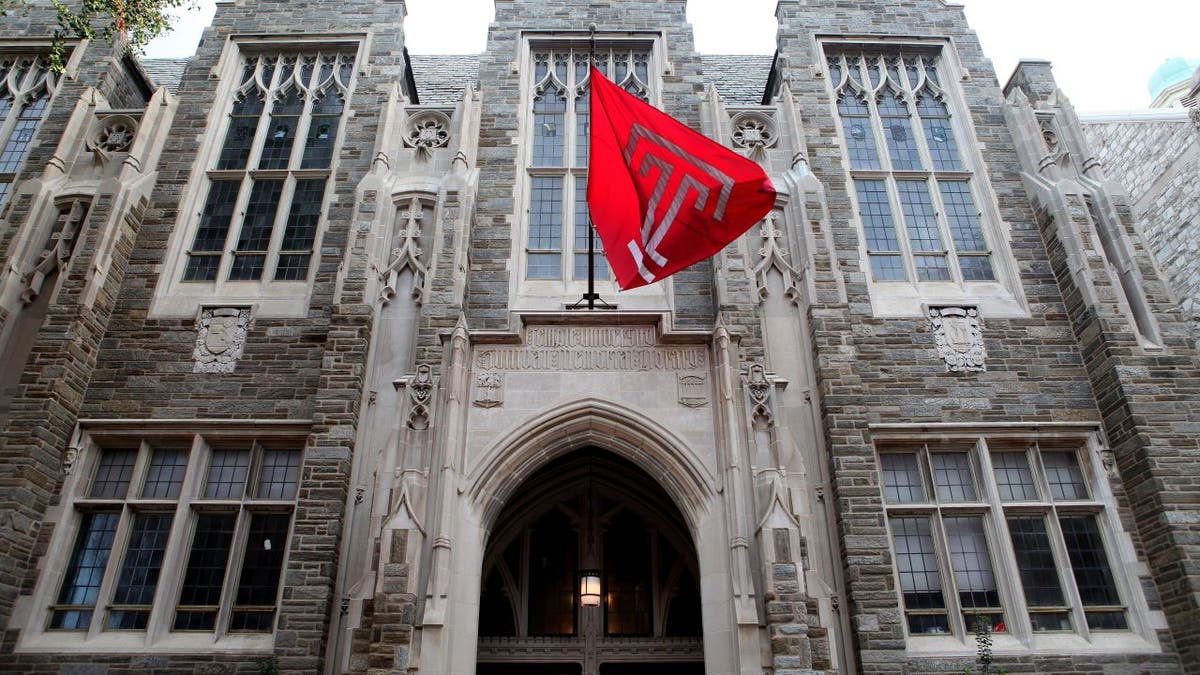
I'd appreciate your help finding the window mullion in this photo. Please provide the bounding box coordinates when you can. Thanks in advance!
[925,174,966,283]
[1046,506,1090,640]
[87,504,132,639]
[215,505,252,638]
[975,440,1034,644]
[263,177,299,283]
[215,174,256,283]
[150,436,206,643]
[930,509,967,640]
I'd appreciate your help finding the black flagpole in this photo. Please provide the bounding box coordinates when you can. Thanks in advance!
[569,23,614,311]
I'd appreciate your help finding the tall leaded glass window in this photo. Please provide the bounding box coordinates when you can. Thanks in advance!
[877,438,1133,644]
[0,55,57,211]
[183,49,355,283]
[524,46,650,281]
[46,439,302,641]
[827,48,995,285]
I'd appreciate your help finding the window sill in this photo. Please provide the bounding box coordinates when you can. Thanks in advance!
[903,630,1161,657]
[150,283,312,319]
[16,630,275,654]
[514,278,669,313]
[868,280,1029,319]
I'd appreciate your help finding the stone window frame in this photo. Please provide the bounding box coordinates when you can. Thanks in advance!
[0,50,60,213]
[871,425,1162,656]
[511,32,671,312]
[151,35,364,319]
[819,38,1028,319]
[17,422,309,654]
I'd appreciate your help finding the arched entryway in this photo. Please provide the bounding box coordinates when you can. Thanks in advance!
[476,449,704,675]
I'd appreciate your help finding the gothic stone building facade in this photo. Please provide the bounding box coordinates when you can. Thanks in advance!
[2,1,1200,673]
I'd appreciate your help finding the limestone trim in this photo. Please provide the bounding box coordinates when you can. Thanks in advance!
[467,397,716,532]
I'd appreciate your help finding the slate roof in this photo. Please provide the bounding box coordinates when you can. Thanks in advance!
[142,53,772,106]
[141,57,190,94]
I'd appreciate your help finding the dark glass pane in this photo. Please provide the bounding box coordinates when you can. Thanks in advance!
[945,517,1001,615]
[1043,452,1088,500]
[184,180,241,282]
[992,452,1037,501]
[275,178,325,280]
[230,513,292,631]
[931,453,976,502]
[258,89,303,170]
[528,509,577,636]
[1007,517,1067,618]
[301,93,344,169]
[216,91,265,170]
[897,180,949,281]
[256,449,301,500]
[1086,610,1128,630]
[907,613,951,635]
[1029,611,1072,632]
[228,179,284,281]
[528,176,563,279]
[142,448,188,499]
[90,449,137,499]
[605,510,652,636]
[918,94,963,171]
[879,92,920,170]
[0,94,49,173]
[532,87,567,167]
[856,179,907,279]
[880,453,924,503]
[51,511,120,630]
[1060,516,1122,607]
[663,566,702,637]
[174,513,236,631]
[890,518,945,608]
[204,449,250,499]
[574,92,589,166]
[838,93,879,170]
[0,181,10,211]
[108,512,173,630]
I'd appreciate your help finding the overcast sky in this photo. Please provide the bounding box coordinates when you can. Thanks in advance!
[145,0,1196,111]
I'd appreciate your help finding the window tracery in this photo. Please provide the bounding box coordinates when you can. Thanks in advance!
[183,49,355,284]
[0,54,56,211]
[524,46,650,281]
[828,49,995,286]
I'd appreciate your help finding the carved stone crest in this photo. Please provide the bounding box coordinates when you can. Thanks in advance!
[746,363,773,424]
[193,307,251,373]
[473,371,504,408]
[677,374,708,408]
[928,306,986,373]
[407,364,434,430]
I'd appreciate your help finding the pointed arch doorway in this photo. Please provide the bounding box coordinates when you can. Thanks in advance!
[476,449,705,675]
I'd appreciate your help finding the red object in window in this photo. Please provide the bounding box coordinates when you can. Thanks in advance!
[994,621,1006,633]
[586,66,776,290]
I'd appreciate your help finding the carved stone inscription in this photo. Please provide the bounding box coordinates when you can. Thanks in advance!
[475,326,708,372]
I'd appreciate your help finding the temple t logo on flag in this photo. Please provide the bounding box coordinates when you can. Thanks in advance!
[587,65,777,290]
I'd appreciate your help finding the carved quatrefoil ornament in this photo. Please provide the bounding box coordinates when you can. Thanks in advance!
[730,111,777,151]
[404,110,452,155]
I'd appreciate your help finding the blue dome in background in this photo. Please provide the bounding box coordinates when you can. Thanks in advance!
[1149,57,1200,101]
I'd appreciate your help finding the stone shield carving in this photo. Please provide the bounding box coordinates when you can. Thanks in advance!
[193,307,251,373]
[929,306,986,373]
[473,371,504,408]
[677,374,708,408]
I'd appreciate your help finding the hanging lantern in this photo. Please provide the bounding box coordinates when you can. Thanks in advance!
[579,571,602,607]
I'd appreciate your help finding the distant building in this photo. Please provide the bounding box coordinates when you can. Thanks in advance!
[3,1,1200,674]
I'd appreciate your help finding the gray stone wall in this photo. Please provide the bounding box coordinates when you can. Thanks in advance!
[773,1,1188,672]
[1083,115,1200,331]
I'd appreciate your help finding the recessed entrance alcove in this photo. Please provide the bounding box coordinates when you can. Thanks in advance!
[476,449,705,675]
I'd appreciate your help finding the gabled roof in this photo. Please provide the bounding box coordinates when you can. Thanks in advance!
[140,57,190,94]
[143,53,772,107]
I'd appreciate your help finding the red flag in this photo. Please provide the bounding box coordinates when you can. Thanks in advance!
[587,66,776,290]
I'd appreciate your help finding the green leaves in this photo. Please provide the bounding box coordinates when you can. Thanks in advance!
[19,0,200,72]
